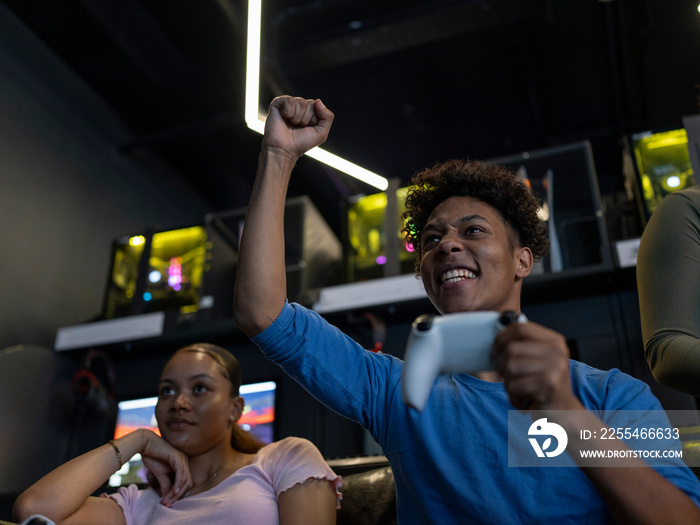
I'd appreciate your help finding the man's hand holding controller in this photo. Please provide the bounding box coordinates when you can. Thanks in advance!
[402,311,525,410]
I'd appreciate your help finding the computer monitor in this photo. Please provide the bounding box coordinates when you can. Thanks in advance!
[108,380,277,487]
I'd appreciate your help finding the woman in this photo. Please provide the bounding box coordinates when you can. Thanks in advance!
[13,343,342,524]
[637,184,700,396]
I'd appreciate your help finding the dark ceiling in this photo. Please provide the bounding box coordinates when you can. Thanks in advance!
[3,0,700,237]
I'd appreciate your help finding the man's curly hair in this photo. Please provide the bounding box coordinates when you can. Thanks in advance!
[401,159,549,272]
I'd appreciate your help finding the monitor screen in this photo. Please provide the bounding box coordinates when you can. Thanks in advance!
[108,380,277,487]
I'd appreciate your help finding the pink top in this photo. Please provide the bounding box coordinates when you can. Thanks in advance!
[108,437,342,525]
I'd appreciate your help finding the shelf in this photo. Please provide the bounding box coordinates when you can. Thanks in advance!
[54,264,636,352]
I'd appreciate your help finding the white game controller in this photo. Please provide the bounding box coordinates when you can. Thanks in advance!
[401,310,526,410]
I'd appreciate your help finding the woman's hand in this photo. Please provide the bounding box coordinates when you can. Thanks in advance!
[138,430,192,507]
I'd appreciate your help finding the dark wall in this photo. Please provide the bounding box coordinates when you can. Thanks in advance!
[0,5,213,516]
[0,4,212,353]
[0,346,76,494]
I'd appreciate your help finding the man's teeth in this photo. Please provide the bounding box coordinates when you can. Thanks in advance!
[441,269,476,283]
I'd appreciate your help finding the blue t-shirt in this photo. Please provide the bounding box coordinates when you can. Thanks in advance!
[252,302,700,524]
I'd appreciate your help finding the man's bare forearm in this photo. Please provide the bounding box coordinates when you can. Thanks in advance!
[233,97,334,336]
[233,152,296,336]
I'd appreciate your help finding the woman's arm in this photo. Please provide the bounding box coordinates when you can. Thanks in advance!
[637,187,700,395]
[13,429,191,524]
[278,478,338,525]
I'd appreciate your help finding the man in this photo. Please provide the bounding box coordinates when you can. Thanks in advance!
[233,96,700,523]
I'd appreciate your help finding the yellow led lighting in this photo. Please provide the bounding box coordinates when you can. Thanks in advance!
[245,0,388,191]
[150,226,206,248]
[642,129,688,150]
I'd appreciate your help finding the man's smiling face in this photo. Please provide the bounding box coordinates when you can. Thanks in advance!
[419,195,533,315]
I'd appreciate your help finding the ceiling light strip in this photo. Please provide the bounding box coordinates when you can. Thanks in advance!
[245,0,264,130]
[245,0,388,191]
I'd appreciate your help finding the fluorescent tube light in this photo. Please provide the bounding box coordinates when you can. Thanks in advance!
[245,0,388,191]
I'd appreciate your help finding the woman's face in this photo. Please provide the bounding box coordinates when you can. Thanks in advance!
[155,351,242,456]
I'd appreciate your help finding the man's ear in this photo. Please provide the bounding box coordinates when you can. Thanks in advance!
[515,247,534,279]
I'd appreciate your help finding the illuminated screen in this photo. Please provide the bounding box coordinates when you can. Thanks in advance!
[630,128,696,219]
[143,226,208,314]
[102,226,209,319]
[345,186,416,282]
[109,380,277,487]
